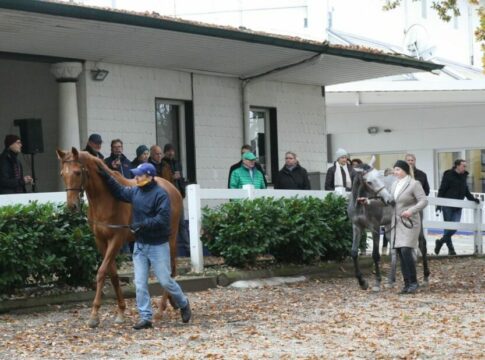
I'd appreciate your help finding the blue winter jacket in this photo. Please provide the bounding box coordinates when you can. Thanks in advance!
[105,178,171,244]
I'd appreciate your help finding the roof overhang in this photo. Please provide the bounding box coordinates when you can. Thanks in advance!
[0,0,443,86]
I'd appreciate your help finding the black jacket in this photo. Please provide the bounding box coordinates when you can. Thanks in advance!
[84,144,104,159]
[413,167,430,196]
[104,153,133,179]
[228,160,267,188]
[274,164,311,190]
[0,149,26,194]
[438,169,475,201]
[324,163,354,191]
[162,157,186,198]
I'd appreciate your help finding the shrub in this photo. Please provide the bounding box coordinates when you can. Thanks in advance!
[0,202,101,294]
[201,194,355,267]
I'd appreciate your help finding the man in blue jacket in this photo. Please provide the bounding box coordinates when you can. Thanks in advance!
[99,162,191,329]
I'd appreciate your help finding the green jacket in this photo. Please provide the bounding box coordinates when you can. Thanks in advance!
[229,165,266,189]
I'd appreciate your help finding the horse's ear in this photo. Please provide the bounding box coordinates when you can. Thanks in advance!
[56,148,66,160]
[72,147,79,159]
[354,167,364,173]
[369,155,376,168]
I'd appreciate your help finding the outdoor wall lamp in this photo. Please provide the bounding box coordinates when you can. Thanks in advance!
[367,126,379,135]
[91,69,109,81]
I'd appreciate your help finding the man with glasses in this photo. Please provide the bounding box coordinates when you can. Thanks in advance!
[0,134,33,194]
[104,139,133,179]
[436,159,480,255]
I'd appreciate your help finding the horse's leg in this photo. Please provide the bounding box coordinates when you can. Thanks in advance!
[419,223,430,286]
[385,227,397,287]
[88,240,119,328]
[107,259,126,324]
[351,224,368,290]
[371,228,382,292]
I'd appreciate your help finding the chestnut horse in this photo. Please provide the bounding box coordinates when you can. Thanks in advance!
[56,147,182,328]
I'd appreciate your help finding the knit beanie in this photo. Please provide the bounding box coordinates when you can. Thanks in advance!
[136,145,149,157]
[335,148,348,159]
[4,134,20,148]
[394,160,410,174]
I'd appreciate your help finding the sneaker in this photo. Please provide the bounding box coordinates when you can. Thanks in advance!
[180,300,192,323]
[406,283,419,294]
[448,249,457,256]
[133,319,152,330]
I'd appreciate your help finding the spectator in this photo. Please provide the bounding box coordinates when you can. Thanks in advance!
[435,159,480,255]
[405,153,430,196]
[228,144,267,188]
[97,162,191,329]
[84,133,104,159]
[325,148,354,191]
[0,134,33,194]
[229,152,266,189]
[351,158,363,168]
[148,145,172,181]
[131,145,149,169]
[104,139,133,179]
[274,151,311,190]
[161,144,186,198]
[391,160,428,294]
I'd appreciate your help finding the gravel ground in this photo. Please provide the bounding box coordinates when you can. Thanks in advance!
[0,257,484,360]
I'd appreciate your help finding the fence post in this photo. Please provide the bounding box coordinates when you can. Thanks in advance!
[473,202,483,255]
[187,184,204,273]
[243,184,255,199]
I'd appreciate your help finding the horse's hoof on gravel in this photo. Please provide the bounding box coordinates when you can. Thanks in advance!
[153,311,163,321]
[114,315,125,325]
[385,281,396,289]
[372,286,380,292]
[421,279,429,287]
[87,317,100,328]
[360,281,369,290]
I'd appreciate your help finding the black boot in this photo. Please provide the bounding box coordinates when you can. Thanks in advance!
[398,249,410,294]
[448,243,457,256]
[434,238,443,255]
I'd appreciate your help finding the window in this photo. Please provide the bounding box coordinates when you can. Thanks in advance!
[155,98,196,182]
[249,107,278,183]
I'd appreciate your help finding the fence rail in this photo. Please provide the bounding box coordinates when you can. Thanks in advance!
[1,187,483,273]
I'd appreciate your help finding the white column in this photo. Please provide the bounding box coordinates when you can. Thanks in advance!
[187,184,204,273]
[50,62,83,151]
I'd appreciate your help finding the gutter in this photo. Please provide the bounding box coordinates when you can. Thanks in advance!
[0,0,443,72]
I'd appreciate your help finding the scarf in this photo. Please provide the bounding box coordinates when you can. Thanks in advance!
[334,161,351,189]
[394,175,409,198]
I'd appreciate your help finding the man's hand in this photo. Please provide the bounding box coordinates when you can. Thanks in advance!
[23,175,33,184]
[474,198,480,204]
[435,206,442,216]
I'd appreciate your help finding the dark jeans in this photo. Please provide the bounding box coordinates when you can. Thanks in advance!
[442,206,462,247]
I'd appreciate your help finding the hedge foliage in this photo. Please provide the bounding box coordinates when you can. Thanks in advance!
[201,194,360,267]
[0,202,101,294]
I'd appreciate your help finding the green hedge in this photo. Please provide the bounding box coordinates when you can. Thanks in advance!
[201,194,361,267]
[0,202,101,294]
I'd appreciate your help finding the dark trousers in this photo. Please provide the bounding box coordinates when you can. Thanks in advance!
[397,247,417,287]
[442,206,462,248]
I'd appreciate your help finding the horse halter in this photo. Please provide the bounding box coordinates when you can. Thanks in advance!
[61,159,87,203]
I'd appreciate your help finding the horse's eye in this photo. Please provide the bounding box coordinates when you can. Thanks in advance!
[74,170,82,176]
[367,181,373,185]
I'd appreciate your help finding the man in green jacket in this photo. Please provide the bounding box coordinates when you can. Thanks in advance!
[229,152,266,189]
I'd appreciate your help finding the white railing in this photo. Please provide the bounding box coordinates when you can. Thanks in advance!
[1,187,483,273]
[187,184,484,272]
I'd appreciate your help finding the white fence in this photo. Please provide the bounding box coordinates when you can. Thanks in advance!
[1,187,483,273]
[187,185,484,273]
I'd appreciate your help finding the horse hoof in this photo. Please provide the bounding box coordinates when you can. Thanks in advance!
[114,315,125,325]
[360,281,369,290]
[385,281,396,289]
[87,317,100,328]
[422,279,429,287]
[372,286,380,292]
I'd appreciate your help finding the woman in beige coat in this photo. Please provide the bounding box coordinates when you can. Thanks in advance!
[391,160,428,294]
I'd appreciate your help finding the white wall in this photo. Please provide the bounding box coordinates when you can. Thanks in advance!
[0,59,59,192]
[326,94,485,188]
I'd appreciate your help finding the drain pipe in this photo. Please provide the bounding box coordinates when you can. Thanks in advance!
[241,79,250,145]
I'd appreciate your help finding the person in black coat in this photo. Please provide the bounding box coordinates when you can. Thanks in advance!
[274,151,311,190]
[325,148,354,191]
[228,144,267,188]
[84,133,104,159]
[0,134,33,194]
[436,159,480,255]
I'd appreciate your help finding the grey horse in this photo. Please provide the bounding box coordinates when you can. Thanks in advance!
[348,161,430,291]
[347,163,394,291]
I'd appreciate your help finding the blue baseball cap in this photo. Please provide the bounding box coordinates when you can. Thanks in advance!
[131,163,156,177]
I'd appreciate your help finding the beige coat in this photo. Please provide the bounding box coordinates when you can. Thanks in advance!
[391,177,428,249]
